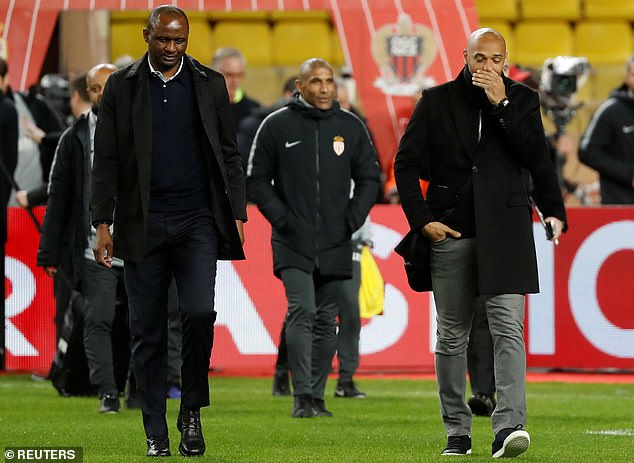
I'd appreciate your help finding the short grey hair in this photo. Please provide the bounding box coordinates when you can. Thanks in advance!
[212,47,246,68]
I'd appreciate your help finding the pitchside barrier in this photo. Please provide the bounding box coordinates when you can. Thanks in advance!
[4,205,634,374]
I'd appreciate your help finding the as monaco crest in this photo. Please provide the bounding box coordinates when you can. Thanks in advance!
[372,13,438,96]
[333,136,345,156]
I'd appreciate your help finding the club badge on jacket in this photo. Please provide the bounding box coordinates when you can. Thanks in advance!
[333,135,345,156]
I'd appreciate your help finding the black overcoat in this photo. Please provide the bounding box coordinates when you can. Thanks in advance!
[91,54,247,262]
[395,69,566,294]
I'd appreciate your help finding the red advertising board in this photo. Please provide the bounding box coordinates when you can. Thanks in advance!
[4,205,634,373]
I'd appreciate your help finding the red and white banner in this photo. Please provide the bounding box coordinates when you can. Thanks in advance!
[5,205,634,373]
[332,0,478,170]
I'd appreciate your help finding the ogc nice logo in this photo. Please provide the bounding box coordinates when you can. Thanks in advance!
[372,13,438,96]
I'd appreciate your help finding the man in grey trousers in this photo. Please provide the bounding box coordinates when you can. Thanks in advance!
[37,63,122,413]
[395,28,566,457]
[247,58,380,418]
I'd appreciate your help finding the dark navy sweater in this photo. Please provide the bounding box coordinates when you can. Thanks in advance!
[148,63,209,211]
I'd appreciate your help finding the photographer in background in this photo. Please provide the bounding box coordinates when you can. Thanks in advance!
[578,55,634,205]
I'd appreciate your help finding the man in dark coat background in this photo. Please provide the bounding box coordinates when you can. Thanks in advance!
[0,58,18,369]
[395,28,566,458]
[91,6,246,458]
[579,54,634,205]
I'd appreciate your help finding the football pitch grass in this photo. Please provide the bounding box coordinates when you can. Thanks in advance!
[1,375,633,462]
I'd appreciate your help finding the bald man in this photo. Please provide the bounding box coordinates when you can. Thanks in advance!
[37,63,123,414]
[395,29,567,457]
[247,58,380,419]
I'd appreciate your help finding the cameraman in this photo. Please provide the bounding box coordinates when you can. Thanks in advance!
[578,55,634,204]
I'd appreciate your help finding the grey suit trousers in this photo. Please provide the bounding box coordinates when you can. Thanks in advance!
[281,268,341,399]
[431,237,526,436]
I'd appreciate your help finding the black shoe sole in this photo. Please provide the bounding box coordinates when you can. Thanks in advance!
[178,442,205,457]
[291,409,315,418]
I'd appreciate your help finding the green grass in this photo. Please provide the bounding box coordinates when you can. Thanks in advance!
[1,375,633,462]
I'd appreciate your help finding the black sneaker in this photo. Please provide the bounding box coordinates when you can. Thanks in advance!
[272,370,291,396]
[99,393,120,414]
[177,408,206,456]
[468,394,496,417]
[311,398,333,417]
[492,425,530,458]
[291,394,315,418]
[334,381,367,399]
[441,435,472,456]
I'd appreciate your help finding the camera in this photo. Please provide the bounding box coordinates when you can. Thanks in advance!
[540,56,590,123]
[539,56,591,200]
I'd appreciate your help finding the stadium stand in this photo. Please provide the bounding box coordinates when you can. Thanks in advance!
[520,0,580,20]
[110,11,150,62]
[584,0,634,20]
[107,3,634,109]
[185,12,215,65]
[513,20,574,67]
[473,0,518,20]
[272,20,333,66]
[574,20,632,65]
[214,21,273,66]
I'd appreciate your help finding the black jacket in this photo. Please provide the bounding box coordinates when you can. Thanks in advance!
[395,68,566,294]
[247,96,380,278]
[231,92,261,131]
[37,114,91,283]
[578,84,634,204]
[0,93,18,243]
[91,54,247,262]
[7,87,65,205]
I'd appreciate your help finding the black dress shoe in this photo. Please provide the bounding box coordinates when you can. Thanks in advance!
[468,393,496,417]
[177,408,206,456]
[311,398,333,417]
[272,370,291,396]
[291,394,315,418]
[146,436,170,457]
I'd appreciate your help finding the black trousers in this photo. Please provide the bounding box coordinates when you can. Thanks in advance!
[124,208,218,438]
[81,258,124,396]
[336,243,362,383]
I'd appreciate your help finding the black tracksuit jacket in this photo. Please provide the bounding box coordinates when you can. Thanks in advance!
[579,84,634,204]
[246,97,380,278]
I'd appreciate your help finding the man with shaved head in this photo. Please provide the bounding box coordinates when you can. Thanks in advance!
[247,58,380,419]
[38,63,120,413]
[91,5,247,457]
[395,29,567,457]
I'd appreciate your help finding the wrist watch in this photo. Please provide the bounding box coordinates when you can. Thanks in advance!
[496,97,510,109]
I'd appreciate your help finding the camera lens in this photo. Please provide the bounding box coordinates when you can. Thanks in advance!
[552,74,577,96]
